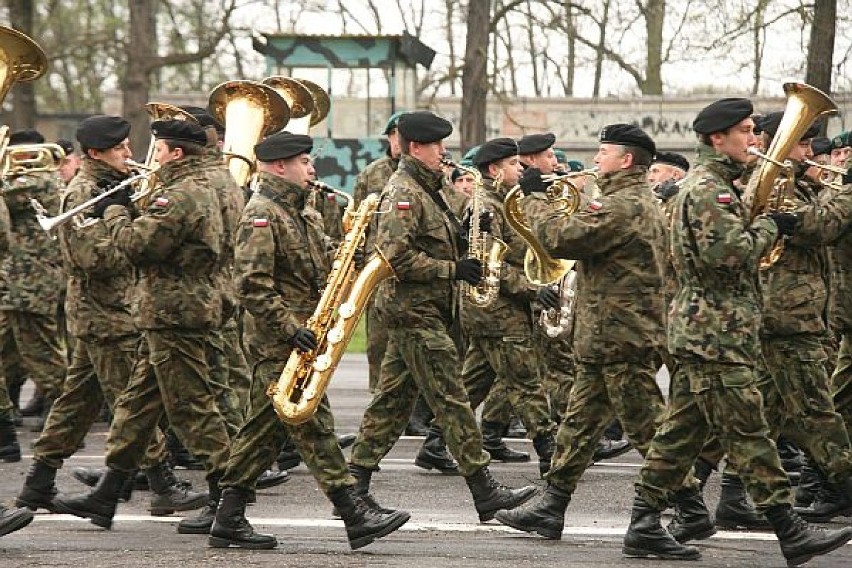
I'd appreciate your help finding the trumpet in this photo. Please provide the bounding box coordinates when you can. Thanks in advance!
[31,168,156,232]
[1,143,65,179]
[803,159,847,189]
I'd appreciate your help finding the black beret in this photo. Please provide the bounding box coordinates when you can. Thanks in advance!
[599,123,656,156]
[451,168,463,183]
[180,105,222,132]
[832,131,852,150]
[9,129,44,145]
[473,137,519,167]
[517,132,556,155]
[76,115,131,150]
[151,120,207,146]
[810,137,832,157]
[758,111,822,141]
[56,138,75,156]
[751,114,764,135]
[653,151,690,172]
[693,98,753,135]
[397,111,452,143]
[255,131,313,162]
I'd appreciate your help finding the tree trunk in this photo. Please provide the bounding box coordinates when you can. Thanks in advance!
[564,0,575,96]
[460,0,491,150]
[7,0,38,130]
[643,0,664,95]
[592,0,610,97]
[805,0,836,94]
[124,0,157,161]
[751,0,769,95]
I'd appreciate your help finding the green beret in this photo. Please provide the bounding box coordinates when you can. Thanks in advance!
[255,131,313,162]
[462,145,480,164]
[397,111,452,143]
[151,120,207,146]
[383,111,408,135]
[831,131,852,150]
[517,132,556,155]
[693,98,753,135]
[473,137,518,167]
[599,123,656,156]
[553,148,567,164]
[566,159,584,172]
[76,115,131,150]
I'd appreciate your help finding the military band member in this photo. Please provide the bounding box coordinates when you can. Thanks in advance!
[648,151,689,202]
[451,166,476,198]
[496,123,668,539]
[56,138,82,185]
[16,115,206,516]
[621,98,852,565]
[52,120,233,533]
[347,111,536,523]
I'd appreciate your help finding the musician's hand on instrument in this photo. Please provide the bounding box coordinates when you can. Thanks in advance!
[353,247,366,271]
[843,166,852,185]
[519,167,548,194]
[768,211,799,236]
[290,327,318,352]
[478,211,493,234]
[90,187,132,219]
[537,286,561,310]
[454,258,483,285]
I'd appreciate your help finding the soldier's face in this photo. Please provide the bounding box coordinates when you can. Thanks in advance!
[279,153,315,188]
[593,143,630,174]
[831,147,851,167]
[492,155,522,186]
[524,148,557,174]
[387,129,402,159]
[710,118,756,164]
[647,163,684,186]
[154,139,182,166]
[59,153,82,183]
[411,140,446,173]
[788,139,813,163]
[454,173,475,198]
[90,138,132,174]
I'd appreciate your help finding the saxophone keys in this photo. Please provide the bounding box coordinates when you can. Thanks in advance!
[314,353,332,372]
[338,302,355,319]
[327,326,345,344]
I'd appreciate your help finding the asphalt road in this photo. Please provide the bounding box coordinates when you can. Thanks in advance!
[1,354,850,567]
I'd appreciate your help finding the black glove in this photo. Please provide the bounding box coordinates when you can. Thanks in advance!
[518,167,549,195]
[537,286,561,310]
[290,327,318,353]
[843,167,852,186]
[656,179,679,200]
[353,247,366,271]
[461,209,494,235]
[768,211,799,236]
[454,258,483,285]
[90,186,132,219]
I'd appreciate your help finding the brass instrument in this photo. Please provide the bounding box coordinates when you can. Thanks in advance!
[296,78,331,128]
[262,77,319,135]
[747,147,797,268]
[803,158,847,190]
[308,179,355,232]
[503,169,594,285]
[747,82,838,221]
[443,159,508,306]
[269,192,394,424]
[208,80,290,187]
[0,26,47,105]
[1,143,65,178]
[539,269,576,338]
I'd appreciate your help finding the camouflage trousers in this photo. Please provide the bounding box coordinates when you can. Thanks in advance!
[537,330,576,423]
[33,335,168,470]
[547,360,665,493]
[636,361,792,510]
[105,329,231,482]
[461,334,553,438]
[206,327,245,437]
[0,309,66,400]
[222,318,252,416]
[833,332,852,434]
[219,357,353,494]
[350,325,490,477]
[758,335,852,483]
[365,301,388,393]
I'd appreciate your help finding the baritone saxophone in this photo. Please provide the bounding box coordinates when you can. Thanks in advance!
[268,190,394,425]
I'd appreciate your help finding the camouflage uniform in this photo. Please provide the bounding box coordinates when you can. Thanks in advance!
[353,154,399,391]
[349,155,491,477]
[32,157,169,469]
[757,175,852,484]
[308,188,345,242]
[219,172,353,494]
[527,167,667,494]
[101,155,231,481]
[460,178,553,436]
[0,171,66,402]
[0,196,11,417]
[636,144,792,511]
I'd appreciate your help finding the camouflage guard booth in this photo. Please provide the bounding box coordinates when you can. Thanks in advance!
[253,32,435,192]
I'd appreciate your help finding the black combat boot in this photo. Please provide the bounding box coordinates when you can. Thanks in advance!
[328,485,410,549]
[665,487,716,543]
[166,429,204,470]
[208,487,277,549]
[482,420,529,463]
[255,469,289,490]
[414,427,459,474]
[277,437,301,471]
[592,437,631,462]
[622,496,701,560]
[666,460,714,537]
[20,390,45,417]
[52,468,129,529]
[765,503,852,566]
[795,478,852,523]
[693,457,715,492]
[778,437,805,486]
[16,460,58,511]
[0,411,21,463]
[532,432,555,477]
[177,475,222,534]
[0,505,33,537]
[332,464,391,517]
[715,473,772,530]
[504,415,527,439]
[146,462,209,516]
[794,462,823,509]
[404,394,432,436]
[494,484,569,539]
[72,467,158,491]
[464,466,537,522]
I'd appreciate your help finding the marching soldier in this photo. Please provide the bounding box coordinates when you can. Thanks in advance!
[495,124,668,539]
[56,138,82,185]
[621,98,852,565]
[647,151,689,202]
[205,130,409,550]
[347,111,537,523]
[51,120,233,533]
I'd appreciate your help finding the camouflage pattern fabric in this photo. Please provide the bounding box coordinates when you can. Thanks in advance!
[352,154,398,207]
[833,334,852,433]
[206,329,243,437]
[222,318,252,416]
[0,311,65,400]
[308,186,345,241]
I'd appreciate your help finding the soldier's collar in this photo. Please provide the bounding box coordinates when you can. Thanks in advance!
[258,171,309,209]
[156,155,205,185]
[400,155,443,193]
[596,168,646,195]
[695,143,745,182]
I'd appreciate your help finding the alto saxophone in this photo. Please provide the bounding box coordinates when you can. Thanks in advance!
[443,159,508,307]
[268,189,394,425]
[539,270,576,338]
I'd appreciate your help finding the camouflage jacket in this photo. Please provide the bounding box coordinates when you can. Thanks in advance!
[530,168,666,363]
[462,178,535,337]
[104,155,223,331]
[373,155,462,329]
[0,194,10,257]
[353,154,398,206]
[235,172,334,362]
[0,170,63,315]
[199,148,244,324]
[306,187,344,241]
[667,144,777,365]
[58,158,136,340]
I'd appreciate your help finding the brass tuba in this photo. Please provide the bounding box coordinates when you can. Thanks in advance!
[208,80,290,187]
[0,143,65,179]
[269,192,394,424]
[262,77,320,135]
[0,26,49,162]
[296,78,331,129]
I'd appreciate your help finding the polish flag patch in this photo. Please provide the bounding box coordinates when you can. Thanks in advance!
[327,193,337,201]
[716,193,732,204]
[397,201,411,210]
[588,200,603,211]
[253,218,269,228]
[154,197,169,207]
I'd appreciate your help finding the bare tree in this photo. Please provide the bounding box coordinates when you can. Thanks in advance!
[805,0,836,94]
[460,0,491,150]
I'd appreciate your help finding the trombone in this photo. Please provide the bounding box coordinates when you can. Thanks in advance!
[803,159,847,189]
[1,142,65,179]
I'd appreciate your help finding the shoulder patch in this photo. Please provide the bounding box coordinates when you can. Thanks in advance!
[588,199,603,211]
[716,193,732,204]
[154,196,170,207]
[252,217,269,228]
[397,201,411,210]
